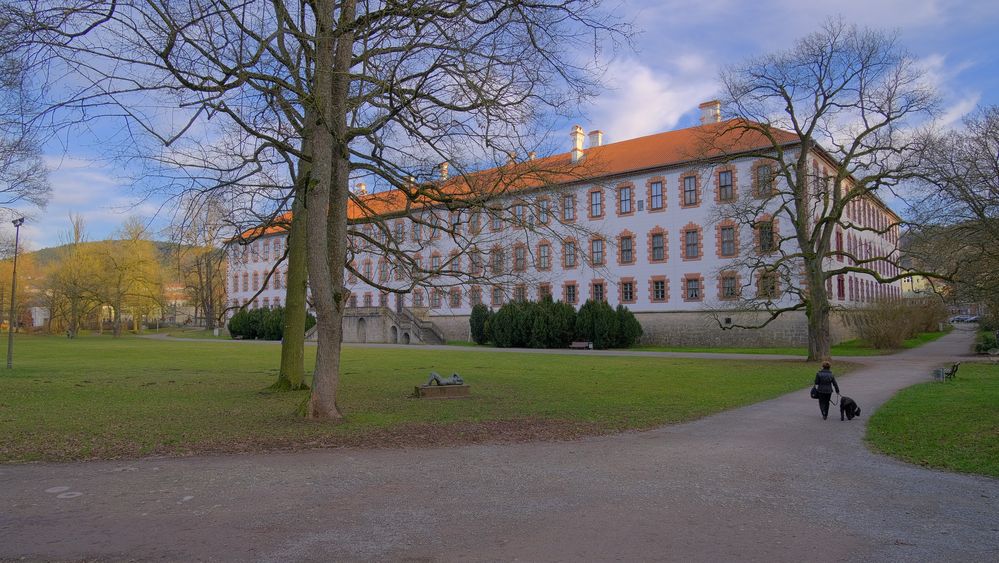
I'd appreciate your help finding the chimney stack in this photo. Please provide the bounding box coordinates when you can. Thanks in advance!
[588,130,603,147]
[570,125,585,163]
[528,151,537,161]
[439,162,449,180]
[699,100,722,125]
[354,182,367,195]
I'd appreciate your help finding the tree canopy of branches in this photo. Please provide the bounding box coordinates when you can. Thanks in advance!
[713,19,938,360]
[908,106,999,325]
[28,0,627,419]
[0,2,51,215]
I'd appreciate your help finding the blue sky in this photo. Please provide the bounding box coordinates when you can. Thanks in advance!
[15,0,999,250]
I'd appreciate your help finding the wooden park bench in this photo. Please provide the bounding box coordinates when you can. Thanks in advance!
[933,362,961,381]
[569,341,593,350]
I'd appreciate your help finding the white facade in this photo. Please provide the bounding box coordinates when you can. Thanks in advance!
[226,119,903,335]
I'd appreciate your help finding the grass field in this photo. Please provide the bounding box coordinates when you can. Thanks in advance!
[0,335,838,462]
[867,363,999,478]
[630,330,951,356]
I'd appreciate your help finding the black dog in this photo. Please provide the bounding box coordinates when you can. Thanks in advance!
[840,396,861,421]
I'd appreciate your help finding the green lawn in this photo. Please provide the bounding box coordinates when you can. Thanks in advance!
[631,330,951,357]
[866,363,999,478]
[0,335,838,462]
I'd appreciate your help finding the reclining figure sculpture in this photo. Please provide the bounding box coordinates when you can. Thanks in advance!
[426,371,464,386]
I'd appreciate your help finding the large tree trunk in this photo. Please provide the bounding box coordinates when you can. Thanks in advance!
[805,258,832,361]
[273,188,309,391]
[304,0,354,421]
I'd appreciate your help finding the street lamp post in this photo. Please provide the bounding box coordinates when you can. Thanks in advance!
[7,217,24,369]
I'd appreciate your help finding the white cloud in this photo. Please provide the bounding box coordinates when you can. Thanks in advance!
[583,56,718,141]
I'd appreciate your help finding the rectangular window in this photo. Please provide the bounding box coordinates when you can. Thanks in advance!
[756,164,773,196]
[539,244,551,269]
[491,211,503,231]
[562,194,575,221]
[620,236,633,264]
[758,221,774,253]
[653,280,666,301]
[538,200,550,224]
[413,291,424,307]
[722,275,737,298]
[431,255,441,272]
[492,286,504,305]
[685,230,699,258]
[514,285,527,302]
[720,227,736,257]
[379,261,389,281]
[411,222,421,240]
[469,252,482,275]
[719,170,734,201]
[564,283,577,303]
[273,237,282,256]
[491,249,504,274]
[564,241,577,268]
[379,292,388,307]
[395,221,405,242]
[622,281,634,302]
[513,204,525,224]
[430,290,442,308]
[348,295,357,308]
[686,278,700,300]
[232,275,239,293]
[450,288,461,308]
[470,286,482,305]
[651,233,665,261]
[619,186,632,214]
[650,181,663,210]
[539,284,552,300]
[363,293,373,307]
[514,246,526,271]
[590,190,603,217]
[683,176,697,205]
[591,239,604,265]
[759,273,778,298]
[470,212,481,233]
[592,282,605,302]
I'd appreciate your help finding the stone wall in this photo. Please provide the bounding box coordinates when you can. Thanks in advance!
[634,310,855,348]
[432,315,471,342]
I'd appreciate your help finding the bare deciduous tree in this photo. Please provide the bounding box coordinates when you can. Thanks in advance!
[711,19,938,359]
[908,106,999,323]
[29,0,626,419]
[0,2,51,215]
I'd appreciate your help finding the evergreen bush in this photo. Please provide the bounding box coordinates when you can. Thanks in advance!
[469,303,492,344]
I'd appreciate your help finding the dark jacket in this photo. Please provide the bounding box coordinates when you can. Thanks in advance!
[814,369,840,394]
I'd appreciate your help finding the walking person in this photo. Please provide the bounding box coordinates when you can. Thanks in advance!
[813,361,840,420]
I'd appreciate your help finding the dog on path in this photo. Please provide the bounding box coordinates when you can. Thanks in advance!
[840,396,861,421]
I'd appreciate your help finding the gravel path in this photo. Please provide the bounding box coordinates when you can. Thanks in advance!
[3,327,996,562]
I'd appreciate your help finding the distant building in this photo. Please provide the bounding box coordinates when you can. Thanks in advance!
[227,101,902,346]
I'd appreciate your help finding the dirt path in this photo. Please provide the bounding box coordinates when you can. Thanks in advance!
[3,327,996,562]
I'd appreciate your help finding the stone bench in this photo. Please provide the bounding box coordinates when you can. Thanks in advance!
[569,341,593,350]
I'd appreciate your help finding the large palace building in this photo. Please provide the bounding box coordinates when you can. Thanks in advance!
[227,101,902,346]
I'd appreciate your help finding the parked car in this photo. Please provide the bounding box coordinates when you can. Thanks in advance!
[966,315,980,322]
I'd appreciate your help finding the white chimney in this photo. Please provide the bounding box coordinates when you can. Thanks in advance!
[354,182,367,195]
[588,130,603,147]
[570,125,585,163]
[439,162,449,180]
[699,100,722,125]
[528,151,537,161]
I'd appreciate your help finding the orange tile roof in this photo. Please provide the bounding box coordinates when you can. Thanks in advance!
[240,119,799,239]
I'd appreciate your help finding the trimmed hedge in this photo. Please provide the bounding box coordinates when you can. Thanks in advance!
[475,297,641,349]
[227,306,316,341]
